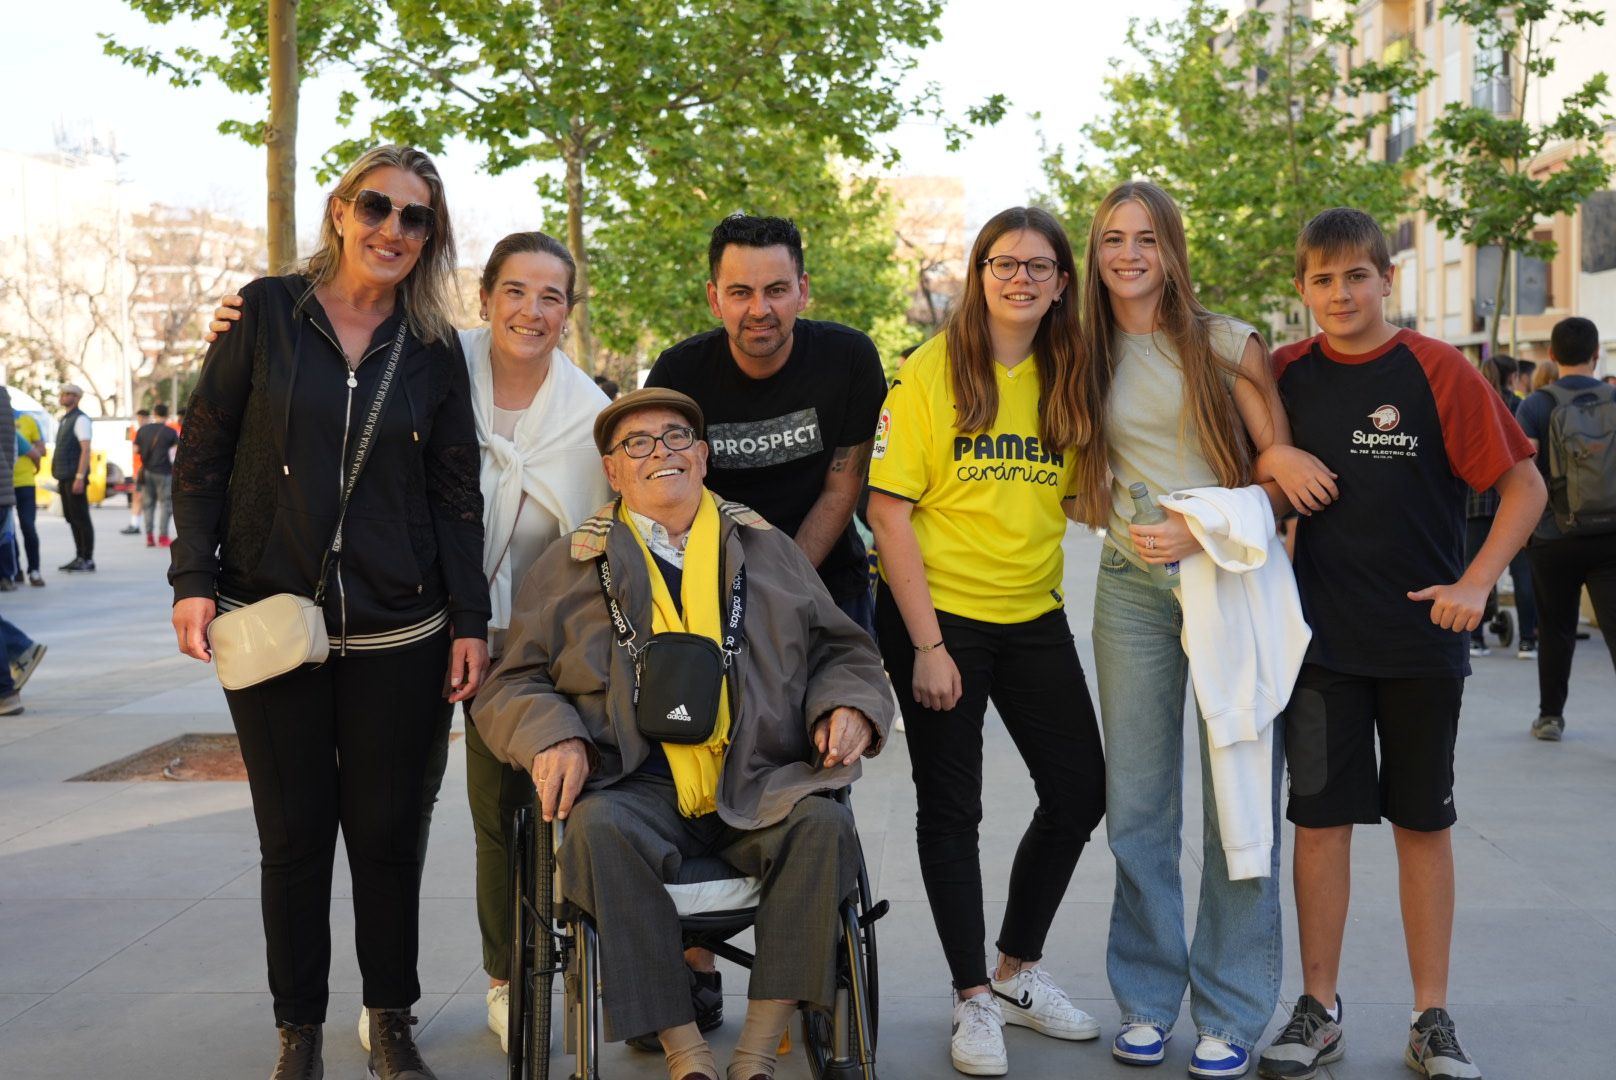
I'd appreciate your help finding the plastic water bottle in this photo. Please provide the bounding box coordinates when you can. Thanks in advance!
[1129,482,1180,589]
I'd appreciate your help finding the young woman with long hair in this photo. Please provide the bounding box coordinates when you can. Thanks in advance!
[867,206,1107,1077]
[1071,181,1294,1079]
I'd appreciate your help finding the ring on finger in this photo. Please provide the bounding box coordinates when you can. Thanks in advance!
[1145,536,1157,551]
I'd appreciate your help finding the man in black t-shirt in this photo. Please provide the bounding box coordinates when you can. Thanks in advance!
[133,403,180,547]
[646,214,886,636]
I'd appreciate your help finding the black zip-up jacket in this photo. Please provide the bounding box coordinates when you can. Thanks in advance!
[170,274,489,642]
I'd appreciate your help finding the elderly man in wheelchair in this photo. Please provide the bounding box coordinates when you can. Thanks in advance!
[474,388,893,1080]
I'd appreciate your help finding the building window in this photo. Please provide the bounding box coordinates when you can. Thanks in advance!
[1472,46,1511,113]
[1387,93,1417,163]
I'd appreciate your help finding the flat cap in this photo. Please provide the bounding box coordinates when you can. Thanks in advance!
[593,387,705,455]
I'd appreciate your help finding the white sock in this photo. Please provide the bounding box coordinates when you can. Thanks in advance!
[1411,1010,1422,1025]
[1327,1001,1340,1022]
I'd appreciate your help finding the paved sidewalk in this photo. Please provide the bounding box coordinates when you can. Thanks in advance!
[1,505,1613,1079]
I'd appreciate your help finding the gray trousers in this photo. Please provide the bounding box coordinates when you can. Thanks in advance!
[559,772,859,1041]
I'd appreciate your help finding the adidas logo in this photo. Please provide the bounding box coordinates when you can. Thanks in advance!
[666,703,693,723]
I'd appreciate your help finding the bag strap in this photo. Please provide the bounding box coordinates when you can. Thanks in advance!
[313,319,410,605]
[594,549,747,657]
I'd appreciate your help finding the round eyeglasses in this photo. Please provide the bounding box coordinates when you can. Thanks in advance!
[609,425,697,459]
[980,256,1059,282]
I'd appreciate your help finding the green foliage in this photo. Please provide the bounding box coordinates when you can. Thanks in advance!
[101,1,378,144]
[1411,1,1610,352]
[1040,0,1428,328]
[321,0,948,367]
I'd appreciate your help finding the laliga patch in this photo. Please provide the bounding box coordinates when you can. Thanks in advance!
[872,408,891,459]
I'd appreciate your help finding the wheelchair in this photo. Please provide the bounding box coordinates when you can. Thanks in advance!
[506,787,887,1080]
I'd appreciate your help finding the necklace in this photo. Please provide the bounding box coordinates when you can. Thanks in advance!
[323,287,395,317]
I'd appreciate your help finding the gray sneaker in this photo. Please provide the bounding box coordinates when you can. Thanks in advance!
[367,1010,437,1080]
[0,693,22,717]
[1406,1007,1481,1079]
[270,1022,323,1080]
[1530,714,1564,741]
[11,642,46,691]
[1258,994,1343,1079]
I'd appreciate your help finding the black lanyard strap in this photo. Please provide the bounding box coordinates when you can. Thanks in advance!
[595,550,746,657]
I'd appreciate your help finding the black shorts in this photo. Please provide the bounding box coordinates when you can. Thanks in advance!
[1283,664,1463,832]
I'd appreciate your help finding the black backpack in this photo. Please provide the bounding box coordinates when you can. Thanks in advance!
[1541,381,1616,536]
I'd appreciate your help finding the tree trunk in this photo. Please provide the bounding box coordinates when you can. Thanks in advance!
[266,0,299,273]
[564,143,598,372]
[1488,240,1509,360]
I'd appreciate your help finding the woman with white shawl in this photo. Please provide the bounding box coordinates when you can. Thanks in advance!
[458,231,610,1050]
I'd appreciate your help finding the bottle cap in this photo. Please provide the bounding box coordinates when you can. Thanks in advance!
[1129,481,1148,498]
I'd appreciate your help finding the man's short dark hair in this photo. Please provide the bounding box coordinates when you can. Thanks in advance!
[707,214,805,281]
[1517,358,1536,379]
[154,403,170,418]
[136,408,151,418]
[1295,207,1391,281]
[1550,316,1599,367]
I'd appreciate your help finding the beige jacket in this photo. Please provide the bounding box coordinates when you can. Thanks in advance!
[472,496,894,830]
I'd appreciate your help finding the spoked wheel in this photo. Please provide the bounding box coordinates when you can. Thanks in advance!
[802,861,883,1080]
[507,805,558,1080]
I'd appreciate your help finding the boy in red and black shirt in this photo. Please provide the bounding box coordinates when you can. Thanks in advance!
[1255,209,1544,1080]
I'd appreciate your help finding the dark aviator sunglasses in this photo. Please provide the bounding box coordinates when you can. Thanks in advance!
[342,188,436,242]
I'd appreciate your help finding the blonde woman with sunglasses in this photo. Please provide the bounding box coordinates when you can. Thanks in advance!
[171,145,489,1080]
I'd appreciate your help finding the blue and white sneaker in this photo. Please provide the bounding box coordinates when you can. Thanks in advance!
[1113,1023,1171,1065]
[1190,1036,1250,1078]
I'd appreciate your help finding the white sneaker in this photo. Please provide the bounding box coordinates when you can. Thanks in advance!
[989,965,1100,1040]
[950,993,1008,1076]
[487,983,510,1053]
[358,1005,370,1051]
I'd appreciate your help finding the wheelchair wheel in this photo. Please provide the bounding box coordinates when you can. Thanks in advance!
[802,876,882,1080]
[507,805,557,1080]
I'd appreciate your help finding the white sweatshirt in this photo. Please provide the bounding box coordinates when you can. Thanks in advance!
[1160,485,1312,881]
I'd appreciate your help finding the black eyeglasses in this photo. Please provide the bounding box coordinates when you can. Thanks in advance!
[609,425,697,459]
[980,256,1059,282]
[342,189,436,242]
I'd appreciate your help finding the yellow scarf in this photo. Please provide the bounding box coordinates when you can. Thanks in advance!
[621,493,731,817]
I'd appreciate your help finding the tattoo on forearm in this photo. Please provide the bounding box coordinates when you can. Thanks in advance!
[828,442,871,477]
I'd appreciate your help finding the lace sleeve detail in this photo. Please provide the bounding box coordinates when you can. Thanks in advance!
[426,440,482,525]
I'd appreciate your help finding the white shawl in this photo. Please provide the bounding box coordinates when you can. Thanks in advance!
[461,327,611,629]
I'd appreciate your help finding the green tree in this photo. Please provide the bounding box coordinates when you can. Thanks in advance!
[1412,0,1611,358]
[1042,0,1427,329]
[325,0,965,371]
[102,2,375,271]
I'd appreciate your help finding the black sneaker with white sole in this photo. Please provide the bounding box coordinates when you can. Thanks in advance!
[1257,994,1342,1079]
[1406,1007,1481,1079]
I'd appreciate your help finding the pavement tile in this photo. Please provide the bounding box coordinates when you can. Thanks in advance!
[0,815,258,900]
[0,995,47,1028]
[0,898,193,994]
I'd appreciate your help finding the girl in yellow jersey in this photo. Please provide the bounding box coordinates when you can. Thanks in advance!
[868,207,1106,1077]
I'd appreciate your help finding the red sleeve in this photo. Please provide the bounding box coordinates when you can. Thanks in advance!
[1406,332,1534,492]
[1271,336,1318,381]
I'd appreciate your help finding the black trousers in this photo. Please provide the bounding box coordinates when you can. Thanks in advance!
[58,487,93,559]
[1526,533,1616,718]
[876,584,1106,990]
[226,629,451,1024]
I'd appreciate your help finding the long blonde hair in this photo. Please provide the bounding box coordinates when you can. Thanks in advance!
[1071,181,1258,527]
[300,145,459,345]
[944,207,1086,449]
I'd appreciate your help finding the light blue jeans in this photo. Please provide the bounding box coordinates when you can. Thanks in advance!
[1092,544,1282,1050]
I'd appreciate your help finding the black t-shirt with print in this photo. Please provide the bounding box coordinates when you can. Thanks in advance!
[646,318,886,603]
[134,422,180,476]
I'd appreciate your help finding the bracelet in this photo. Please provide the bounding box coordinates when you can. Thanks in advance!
[914,639,945,652]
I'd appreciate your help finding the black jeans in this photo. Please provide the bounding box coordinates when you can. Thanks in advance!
[1526,533,1616,718]
[226,629,451,1024]
[1464,516,1537,643]
[12,486,39,574]
[58,486,93,559]
[876,584,1106,990]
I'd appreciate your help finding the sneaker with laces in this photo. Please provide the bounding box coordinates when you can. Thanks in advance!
[1405,1007,1481,1079]
[1190,1036,1250,1078]
[159,534,172,547]
[950,992,1008,1076]
[12,642,46,691]
[0,692,22,716]
[271,1021,323,1080]
[146,533,156,547]
[1467,642,1491,657]
[486,984,509,1052]
[1257,995,1342,1079]
[1530,714,1564,741]
[989,965,1099,1040]
[119,525,142,536]
[367,1009,437,1080]
[1113,1022,1170,1065]
[58,558,86,572]
[1516,639,1537,660]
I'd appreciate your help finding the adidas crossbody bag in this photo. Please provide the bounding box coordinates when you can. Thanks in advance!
[594,554,745,745]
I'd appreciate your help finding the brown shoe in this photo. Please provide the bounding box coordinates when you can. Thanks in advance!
[269,1022,323,1080]
[367,1010,437,1080]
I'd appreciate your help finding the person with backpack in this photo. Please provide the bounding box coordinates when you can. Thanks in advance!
[1514,316,1616,741]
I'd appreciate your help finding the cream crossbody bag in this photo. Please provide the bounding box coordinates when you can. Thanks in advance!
[207,321,408,691]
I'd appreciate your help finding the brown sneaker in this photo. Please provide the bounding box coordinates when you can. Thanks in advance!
[270,1022,323,1080]
[367,1010,437,1080]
